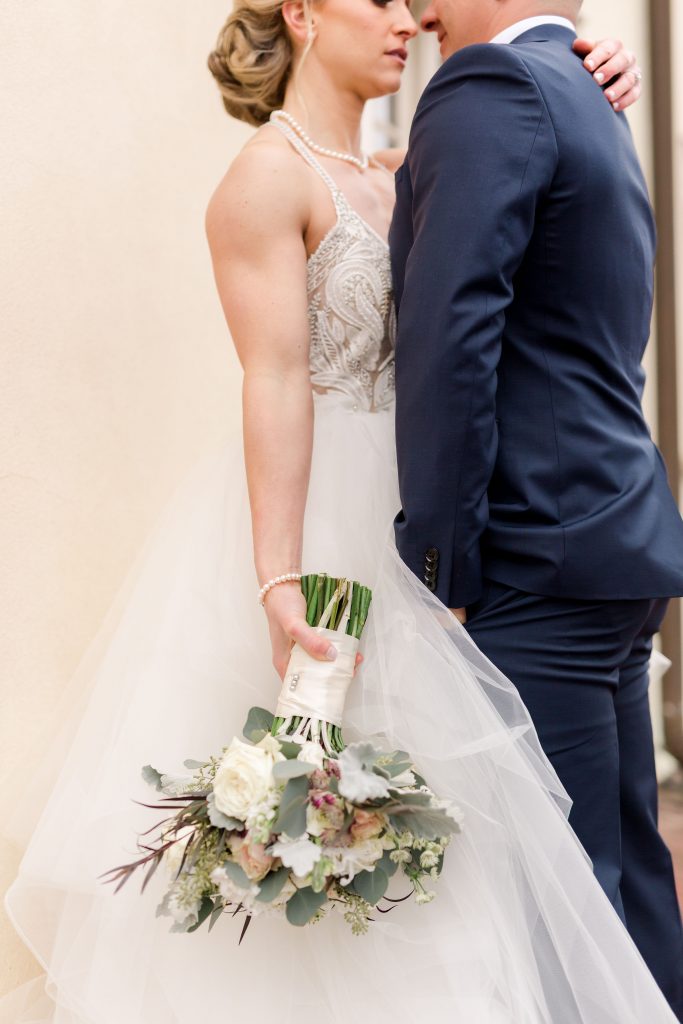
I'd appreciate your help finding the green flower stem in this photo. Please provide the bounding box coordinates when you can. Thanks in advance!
[272,575,372,754]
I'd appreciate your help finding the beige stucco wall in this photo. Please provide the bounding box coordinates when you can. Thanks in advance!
[0,0,669,1000]
[0,0,251,995]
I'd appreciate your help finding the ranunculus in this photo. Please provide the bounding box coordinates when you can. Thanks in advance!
[324,838,385,884]
[349,809,385,842]
[231,837,274,881]
[212,737,278,820]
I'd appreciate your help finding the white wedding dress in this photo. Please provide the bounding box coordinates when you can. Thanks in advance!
[2,120,678,1024]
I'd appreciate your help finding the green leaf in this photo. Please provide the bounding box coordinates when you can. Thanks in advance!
[384,761,414,778]
[183,759,206,770]
[222,859,252,889]
[327,775,339,794]
[271,775,309,838]
[208,903,225,932]
[207,792,243,830]
[142,765,163,791]
[278,740,307,759]
[255,866,290,903]
[187,896,214,933]
[351,867,389,906]
[285,885,328,926]
[243,707,275,742]
[272,759,317,780]
[389,806,461,840]
[377,850,399,878]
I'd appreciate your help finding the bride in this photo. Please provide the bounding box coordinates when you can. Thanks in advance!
[3,1,677,1022]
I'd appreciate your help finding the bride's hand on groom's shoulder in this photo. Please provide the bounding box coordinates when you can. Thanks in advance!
[573,37,643,111]
[450,607,467,626]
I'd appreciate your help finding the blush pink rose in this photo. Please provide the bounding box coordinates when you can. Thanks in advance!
[350,810,385,842]
[232,838,274,881]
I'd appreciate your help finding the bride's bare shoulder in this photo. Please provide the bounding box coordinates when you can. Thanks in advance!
[372,147,406,173]
[205,125,309,252]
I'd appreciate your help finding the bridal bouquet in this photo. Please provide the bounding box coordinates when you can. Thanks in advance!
[102,575,463,940]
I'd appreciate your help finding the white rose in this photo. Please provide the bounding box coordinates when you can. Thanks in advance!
[255,733,286,760]
[296,741,326,771]
[212,737,277,820]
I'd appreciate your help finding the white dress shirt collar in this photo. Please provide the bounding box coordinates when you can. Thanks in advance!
[490,16,576,45]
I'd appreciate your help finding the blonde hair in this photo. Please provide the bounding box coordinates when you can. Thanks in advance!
[208,1,314,128]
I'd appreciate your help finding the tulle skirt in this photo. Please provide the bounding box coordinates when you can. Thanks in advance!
[2,393,677,1022]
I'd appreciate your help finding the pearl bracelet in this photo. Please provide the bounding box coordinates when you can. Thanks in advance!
[258,573,303,607]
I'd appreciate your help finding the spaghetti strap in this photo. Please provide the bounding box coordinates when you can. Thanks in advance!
[268,114,347,215]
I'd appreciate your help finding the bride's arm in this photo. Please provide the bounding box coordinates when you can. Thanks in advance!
[206,142,337,680]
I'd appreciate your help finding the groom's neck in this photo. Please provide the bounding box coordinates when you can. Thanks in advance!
[487,1,580,41]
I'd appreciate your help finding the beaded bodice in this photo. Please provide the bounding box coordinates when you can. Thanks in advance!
[270,116,395,413]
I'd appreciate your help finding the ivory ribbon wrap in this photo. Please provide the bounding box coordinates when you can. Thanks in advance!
[275,627,360,727]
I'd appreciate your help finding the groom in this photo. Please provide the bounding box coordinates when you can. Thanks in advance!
[390,0,683,1014]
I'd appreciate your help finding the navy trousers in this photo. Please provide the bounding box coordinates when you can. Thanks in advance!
[466,581,683,1018]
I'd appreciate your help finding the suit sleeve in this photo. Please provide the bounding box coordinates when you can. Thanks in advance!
[393,46,558,607]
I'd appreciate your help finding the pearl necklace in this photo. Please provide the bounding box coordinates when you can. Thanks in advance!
[271,109,369,171]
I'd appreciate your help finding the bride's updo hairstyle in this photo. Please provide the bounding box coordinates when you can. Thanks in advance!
[208,1,312,128]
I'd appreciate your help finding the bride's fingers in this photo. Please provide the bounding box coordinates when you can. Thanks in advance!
[604,67,642,109]
[609,81,642,112]
[575,36,621,73]
[288,618,339,663]
[591,49,636,89]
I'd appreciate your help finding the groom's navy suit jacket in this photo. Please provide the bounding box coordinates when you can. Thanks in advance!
[391,24,683,608]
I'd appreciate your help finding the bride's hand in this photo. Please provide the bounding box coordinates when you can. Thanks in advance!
[264,584,337,681]
[265,584,364,681]
[573,37,642,111]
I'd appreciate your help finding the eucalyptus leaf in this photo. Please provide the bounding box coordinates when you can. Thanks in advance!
[285,885,328,926]
[272,775,309,838]
[142,765,163,791]
[352,867,389,906]
[272,759,317,780]
[278,740,306,760]
[183,759,206,770]
[187,896,214,933]
[207,792,243,830]
[255,866,290,903]
[243,706,275,742]
[388,750,411,763]
[222,860,252,889]
[208,903,225,932]
[378,850,399,878]
[384,761,414,778]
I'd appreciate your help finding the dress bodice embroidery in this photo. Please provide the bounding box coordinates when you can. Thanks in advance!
[270,116,395,413]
